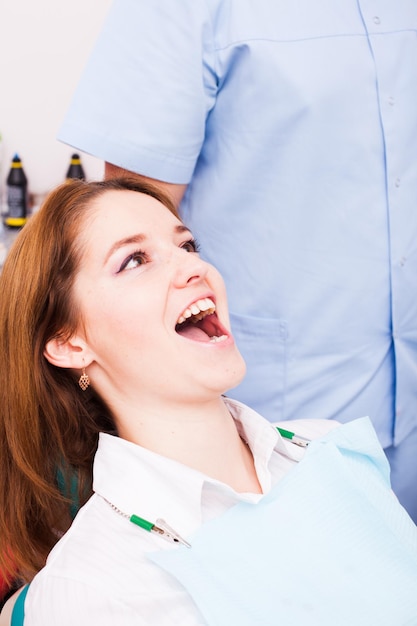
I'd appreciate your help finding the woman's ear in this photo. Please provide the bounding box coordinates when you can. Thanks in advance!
[44,334,92,370]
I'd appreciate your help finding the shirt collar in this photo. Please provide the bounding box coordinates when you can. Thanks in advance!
[223,396,305,463]
[93,397,298,536]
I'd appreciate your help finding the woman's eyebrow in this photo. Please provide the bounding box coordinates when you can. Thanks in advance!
[103,225,192,264]
[175,224,192,236]
[104,233,146,264]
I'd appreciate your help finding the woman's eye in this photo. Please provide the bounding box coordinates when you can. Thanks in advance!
[117,251,147,273]
[181,238,200,253]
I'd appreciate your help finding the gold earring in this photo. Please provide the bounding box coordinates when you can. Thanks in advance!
[78,366,90,391]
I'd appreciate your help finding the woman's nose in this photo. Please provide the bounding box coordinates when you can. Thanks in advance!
[172,249,209,287]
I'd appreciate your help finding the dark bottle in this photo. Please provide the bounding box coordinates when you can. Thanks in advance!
[4,154,28,228]
[66,153,86,181]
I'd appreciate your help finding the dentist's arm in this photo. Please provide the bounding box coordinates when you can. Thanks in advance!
[105,163,187,209]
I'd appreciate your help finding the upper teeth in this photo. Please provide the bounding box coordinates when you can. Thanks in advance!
[177,298,215,325]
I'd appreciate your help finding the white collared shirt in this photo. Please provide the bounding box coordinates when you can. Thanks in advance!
[25,399,336,625]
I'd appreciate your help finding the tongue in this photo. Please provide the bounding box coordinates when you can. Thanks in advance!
[176,324,211,342]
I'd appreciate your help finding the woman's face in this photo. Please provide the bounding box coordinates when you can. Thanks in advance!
[72,190,246,409]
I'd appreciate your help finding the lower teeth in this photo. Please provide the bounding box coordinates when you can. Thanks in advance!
[209,335,227,343]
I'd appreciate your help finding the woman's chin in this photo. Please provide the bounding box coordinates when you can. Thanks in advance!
[221,353,247,393]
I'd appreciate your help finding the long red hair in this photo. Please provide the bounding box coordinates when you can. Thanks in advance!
[0,177,178,583]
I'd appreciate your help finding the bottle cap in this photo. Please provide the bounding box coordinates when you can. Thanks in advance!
[11,154,23,168]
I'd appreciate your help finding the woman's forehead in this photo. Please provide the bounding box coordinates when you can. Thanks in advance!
[87,189,181,228]
[76,189,188,263]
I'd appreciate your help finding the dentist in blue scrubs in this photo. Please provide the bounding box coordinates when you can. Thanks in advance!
[58,0,417,521]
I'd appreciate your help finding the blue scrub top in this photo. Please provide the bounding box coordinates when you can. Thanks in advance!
[58,0,417,447]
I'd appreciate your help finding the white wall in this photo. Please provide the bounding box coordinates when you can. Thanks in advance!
[0,0,113,203]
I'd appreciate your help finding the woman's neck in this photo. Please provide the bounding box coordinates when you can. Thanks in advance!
[115,396,262,494]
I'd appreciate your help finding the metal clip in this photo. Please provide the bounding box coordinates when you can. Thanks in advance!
[155,518,191,548]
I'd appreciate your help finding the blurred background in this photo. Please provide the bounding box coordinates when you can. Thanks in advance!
[0,0,113,207]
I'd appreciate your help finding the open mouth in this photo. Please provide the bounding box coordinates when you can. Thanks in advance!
[175,297,228,343]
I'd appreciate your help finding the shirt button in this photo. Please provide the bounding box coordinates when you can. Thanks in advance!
[373,16,381,24]
[395,178,401,188]
[388,96,395,106]
[399,257,407,267]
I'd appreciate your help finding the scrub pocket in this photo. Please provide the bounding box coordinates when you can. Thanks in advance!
[228,312,288,423]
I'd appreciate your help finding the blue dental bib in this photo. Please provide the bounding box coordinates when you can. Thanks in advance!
[150,418,417,625]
